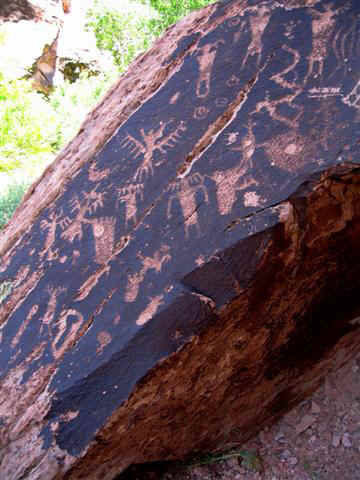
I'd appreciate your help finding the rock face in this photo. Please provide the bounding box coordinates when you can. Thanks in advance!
[1,0,360,478]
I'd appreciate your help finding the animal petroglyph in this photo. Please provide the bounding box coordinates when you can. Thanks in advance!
[306,4,337,81]
[211,161,258,215]
[136,295,164,326]
[241,5,271,68]
[117,183,144,228]
[195,39,225,98]
[121,120,187,181]
[61,187,105,243]
[125,245,171,303]
[167,173,209,237]
[255,45,303,128]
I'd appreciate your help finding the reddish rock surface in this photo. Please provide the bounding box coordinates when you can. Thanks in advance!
[0,0,359,479]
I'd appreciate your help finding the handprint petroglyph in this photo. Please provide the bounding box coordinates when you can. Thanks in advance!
[117,183,144,228]
[195,39,225,99]
[121,120,187,181]
[167,173,209,238]
[125,245,171,303]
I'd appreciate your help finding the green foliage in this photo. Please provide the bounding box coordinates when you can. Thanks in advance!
[86,1,155,72]
[0,73,56,173]
[0,182,28,230]
[141,0,217,36]
[86,0,216,72]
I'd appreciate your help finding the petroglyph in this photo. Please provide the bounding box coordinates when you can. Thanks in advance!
[195,39,225,98]
[193,106,210,120]
[40,210,63,260]
[39,286,66,337]
[92,217,116,264]
[230,119,256,160]
[51,309,84,360]
[11,304,39,349]
[262,129,317,172]
[343,79,360,110]
[306,4,337,81]
[167,173,209,237]
[96,331,112,355]
[169,92,181,104]
[255,45,303,127]
[61,187,105,243]
[332,18,359,77]
[136,295,164,326]
[76,264,111,302]
[244,191,262,207]
[88,162,110,182]
[308,86,342,98]
[117,184,144,228]
[241,5,271,68]
[226,74,240,88]
[121,120,187,181]
[125,245,171,303]
[211,161,258,215]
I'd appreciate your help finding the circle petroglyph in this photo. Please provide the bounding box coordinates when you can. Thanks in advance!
[193,106,210,120]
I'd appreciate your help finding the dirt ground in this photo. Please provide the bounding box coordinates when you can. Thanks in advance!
[119,352,360,480]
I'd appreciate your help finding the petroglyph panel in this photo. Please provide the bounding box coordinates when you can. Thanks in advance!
[0,0,359,477]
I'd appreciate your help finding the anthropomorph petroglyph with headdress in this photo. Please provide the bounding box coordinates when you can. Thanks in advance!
[121,120,187,181]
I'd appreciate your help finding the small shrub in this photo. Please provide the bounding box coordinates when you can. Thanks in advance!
[0,182,28,230]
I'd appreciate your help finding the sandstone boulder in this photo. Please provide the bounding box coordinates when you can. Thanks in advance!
[0,0,360,479]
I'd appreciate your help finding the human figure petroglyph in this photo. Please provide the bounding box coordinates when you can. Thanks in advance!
[121,120,187,181]
[117,183,144,228]
[195,39,225,98]
[241,5,271,68]
[125,245,171,303]
[167,173,209,238]
[254,45,303,128]
[40,210,64,260]
[61,187,105,243]
[306,4,337,82]
[39,286,66,337]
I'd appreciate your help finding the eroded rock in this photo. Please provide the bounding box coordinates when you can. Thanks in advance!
[0,0,360,478]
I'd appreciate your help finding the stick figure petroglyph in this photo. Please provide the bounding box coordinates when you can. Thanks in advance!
[167,173,209,238]
[125,245,171,303]
[40,210,63,260]
[195,39,225,99]
[121,120,187,181]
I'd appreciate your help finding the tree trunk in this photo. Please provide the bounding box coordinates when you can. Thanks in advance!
[0,0,360,478]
